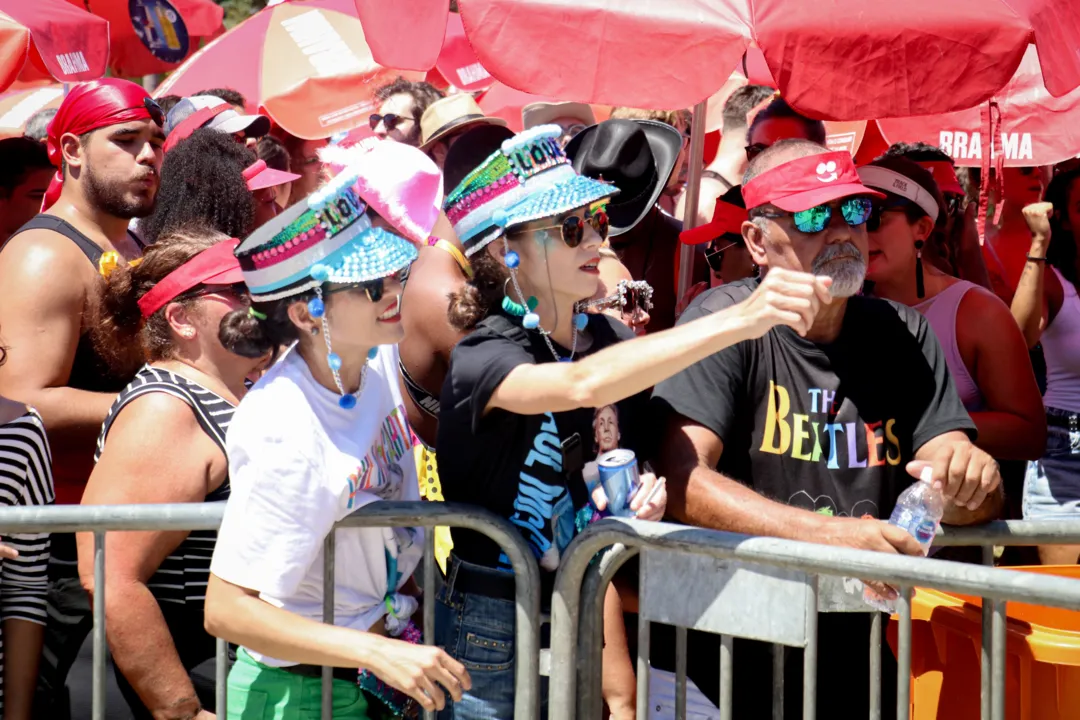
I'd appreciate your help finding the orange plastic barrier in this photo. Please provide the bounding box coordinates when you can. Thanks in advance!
[887,566,1080,720]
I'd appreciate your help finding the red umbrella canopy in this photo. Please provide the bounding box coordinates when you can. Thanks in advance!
[876,46,1080,168]
[478,81,610,132]
[449,0,1080,121]
[825,48,1080,168]
[433,12,492,92]
[0,83,64,138]
[0,0,109,92]
[153,0,424,139]
[68,0,225,77]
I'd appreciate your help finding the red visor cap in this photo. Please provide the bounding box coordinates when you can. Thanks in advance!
[742,151,884,213]
[680,198,748,245]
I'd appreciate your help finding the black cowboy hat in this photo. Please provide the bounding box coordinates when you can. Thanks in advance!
[440,123,515,196]
[565,118,682,236]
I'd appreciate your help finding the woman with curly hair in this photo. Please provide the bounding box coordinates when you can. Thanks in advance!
[77,227,258,719]
[140,130,297,245]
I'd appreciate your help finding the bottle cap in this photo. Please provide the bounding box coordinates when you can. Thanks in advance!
[920,466,934,484]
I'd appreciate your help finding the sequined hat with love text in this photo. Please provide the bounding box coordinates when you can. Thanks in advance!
[444,125,617,257]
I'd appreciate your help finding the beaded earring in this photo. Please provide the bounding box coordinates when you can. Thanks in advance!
[308,264,368,409]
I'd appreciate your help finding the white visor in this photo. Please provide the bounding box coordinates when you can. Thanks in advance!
[857,166,940,224]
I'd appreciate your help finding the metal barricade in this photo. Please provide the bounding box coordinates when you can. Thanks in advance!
[551,517,1080,720]
[0,500,541,720]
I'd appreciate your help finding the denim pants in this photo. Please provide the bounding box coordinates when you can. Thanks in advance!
[1024,408,1080,519]
[435,555,547,720]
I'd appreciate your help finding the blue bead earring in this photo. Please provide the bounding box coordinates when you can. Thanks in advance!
[368,347,378,360]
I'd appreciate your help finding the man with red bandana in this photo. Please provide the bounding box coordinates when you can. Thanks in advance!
[650,140,1003,718]
[0,78,164,719]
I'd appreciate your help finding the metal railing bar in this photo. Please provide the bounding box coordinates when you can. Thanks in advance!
[635,612,651,720]
[549,518,1080,719]
[321,530,336,720]
[577,544,637,720]
[215,637,227,717]
[991,600,1007,720]
[719,635,733,720]
[802,576,817,720]
[869,612,881,720]
[772,643,784,720]
[92,531,106,720]
[981,544,994,720]
[896,587,912,720]
[423,532,437,720]
[935,520,1080,546]
[675,625,687,720]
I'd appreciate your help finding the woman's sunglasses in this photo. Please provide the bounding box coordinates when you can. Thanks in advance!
[325,267,410,303]
[745,142,769,162]
[369,113,412,131]
[705,238,742,273]
[511,209,610,248]
[752,197,873,234]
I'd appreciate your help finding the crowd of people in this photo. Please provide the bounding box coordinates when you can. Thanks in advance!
[0,66,1075,720]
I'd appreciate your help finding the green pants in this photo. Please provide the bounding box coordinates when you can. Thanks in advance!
[227,648,370,720]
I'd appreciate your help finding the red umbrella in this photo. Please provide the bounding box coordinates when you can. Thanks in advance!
[153,0,424,139]
[449,0,1080,121]
[68,0,225,77]
[825,48,1080,168]
[0,0,109,92]
[431,12,492,92]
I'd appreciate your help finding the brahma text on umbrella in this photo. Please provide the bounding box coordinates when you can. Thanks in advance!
[55,52,90,75]
[938,131,1034,162]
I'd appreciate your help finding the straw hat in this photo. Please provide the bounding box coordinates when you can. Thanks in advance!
[419,94,507,150]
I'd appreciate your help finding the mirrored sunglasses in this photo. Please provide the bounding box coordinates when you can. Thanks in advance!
[753,197,873,234]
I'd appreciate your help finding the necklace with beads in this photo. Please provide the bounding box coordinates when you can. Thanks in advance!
[502,247,589,363]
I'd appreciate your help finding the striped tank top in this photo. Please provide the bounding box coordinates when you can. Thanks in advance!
[95,365,234,607]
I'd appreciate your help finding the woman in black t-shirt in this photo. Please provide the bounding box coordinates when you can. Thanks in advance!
[434,125,835,720]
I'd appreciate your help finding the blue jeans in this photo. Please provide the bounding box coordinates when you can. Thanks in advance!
[1024,408,1080,519]
[436,556,546,720]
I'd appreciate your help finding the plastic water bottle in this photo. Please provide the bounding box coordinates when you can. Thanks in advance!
[862,467,943,611]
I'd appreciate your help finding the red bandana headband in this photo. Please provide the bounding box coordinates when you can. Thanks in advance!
[137,240,244,319]
[742,151,882,212]
[162,104,232,154]
[43,79,158,212]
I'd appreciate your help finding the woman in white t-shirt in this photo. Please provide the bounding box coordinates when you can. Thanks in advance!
[204,146,470,719]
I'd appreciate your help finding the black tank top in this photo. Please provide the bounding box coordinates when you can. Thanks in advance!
[96,365,234,608]
[2,215,141,394]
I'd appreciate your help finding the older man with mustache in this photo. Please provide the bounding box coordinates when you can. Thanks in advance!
[648,139,1003,719]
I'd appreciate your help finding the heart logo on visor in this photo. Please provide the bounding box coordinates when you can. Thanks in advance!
[816,161,839,183]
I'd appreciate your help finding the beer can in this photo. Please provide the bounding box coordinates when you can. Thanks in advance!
[597,449,640,517]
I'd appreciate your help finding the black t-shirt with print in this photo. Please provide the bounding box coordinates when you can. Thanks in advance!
[437,309,650,574]
[653,278,976,520]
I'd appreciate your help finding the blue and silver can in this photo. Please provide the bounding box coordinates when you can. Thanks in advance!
[597,449,640,517]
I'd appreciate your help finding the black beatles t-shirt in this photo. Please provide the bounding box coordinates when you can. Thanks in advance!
[438,310,649,573]
[653,279,976,519]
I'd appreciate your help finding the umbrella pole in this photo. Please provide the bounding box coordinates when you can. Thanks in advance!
[677,100,708,301]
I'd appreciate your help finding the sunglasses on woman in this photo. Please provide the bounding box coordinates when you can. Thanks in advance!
[325,267,410,303]
[751,197,873,234]
[510,209,610,248]
[704,238,742,273]
[745,142,769,162]
[368,113,412,132]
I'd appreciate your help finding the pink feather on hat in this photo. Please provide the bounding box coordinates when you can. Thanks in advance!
[319,138,443,246]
